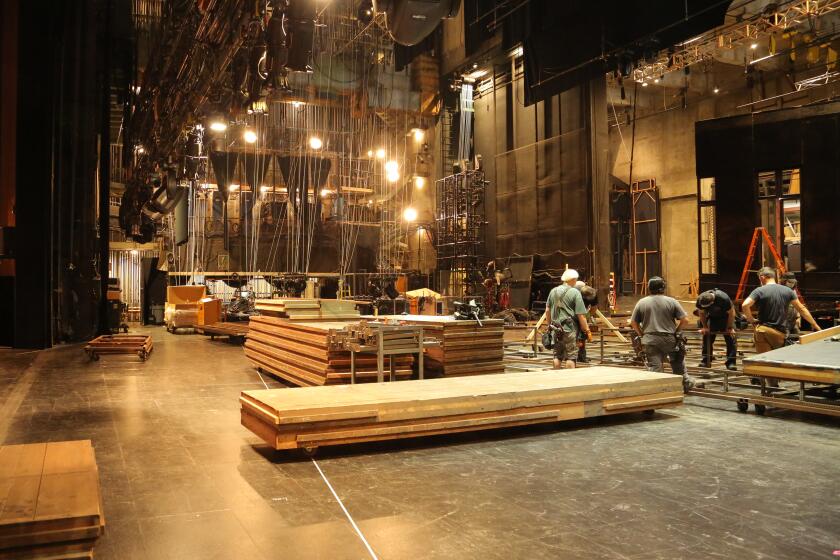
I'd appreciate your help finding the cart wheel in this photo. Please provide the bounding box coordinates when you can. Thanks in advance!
[754,404,766,415]
[737,400,749,413]
[302,446,318,457]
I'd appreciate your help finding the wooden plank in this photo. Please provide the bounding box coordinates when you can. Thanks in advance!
[799,324,840,345]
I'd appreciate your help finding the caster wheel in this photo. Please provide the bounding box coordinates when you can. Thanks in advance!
[302,446,318,457]
[754,404,766,415]
[642,409,655,418]
[737,400,749,413]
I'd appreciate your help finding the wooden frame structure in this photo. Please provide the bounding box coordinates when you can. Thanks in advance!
[84,334,153,361]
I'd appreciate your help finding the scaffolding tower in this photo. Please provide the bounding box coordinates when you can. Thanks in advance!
[435,169,487,298]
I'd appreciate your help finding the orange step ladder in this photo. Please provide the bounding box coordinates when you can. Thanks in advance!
[735,227,804,303]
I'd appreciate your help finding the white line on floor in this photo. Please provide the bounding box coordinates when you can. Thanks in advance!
[311,458,379,560]
[255,369,269,390]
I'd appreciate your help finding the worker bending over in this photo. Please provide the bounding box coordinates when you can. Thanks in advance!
[742,267,820,354]
[630,276,697,392]
[546,269,591,369]
[696,288,737,371]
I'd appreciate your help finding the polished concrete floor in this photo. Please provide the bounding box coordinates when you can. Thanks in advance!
[1,326,838,559]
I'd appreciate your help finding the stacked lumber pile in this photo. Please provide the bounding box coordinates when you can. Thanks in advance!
[374,315,505,376]
[195,321,249,340]
[254,298,360,321]
[240,367,684,451]
[0,440,104,559]
[245,317,413,386]
[84,334,153,361]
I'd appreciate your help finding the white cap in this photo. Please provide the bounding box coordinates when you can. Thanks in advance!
[561,269,579,282]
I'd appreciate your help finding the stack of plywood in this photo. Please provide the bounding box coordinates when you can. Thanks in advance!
[240,367,684,451]
[374,315,505,376]
[0,440,104,560]
[254,298,360,321]
[245,316,413,386]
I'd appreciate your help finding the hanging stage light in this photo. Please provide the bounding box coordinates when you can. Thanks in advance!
[243,130,257,143]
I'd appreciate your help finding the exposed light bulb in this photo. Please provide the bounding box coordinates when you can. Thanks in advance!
[386,170,400,183]
[412,128,425,142]
[309,136,323,150]
[209,121,227,132]
[414,176,426,189]
[243,130,257,143]
[320,188,330,197]
[384,160,398,173]
[375,148,386,160]
[403,207,418,222]
[713,86,720,94]
[750,43,758,49]
[641,81,648,87]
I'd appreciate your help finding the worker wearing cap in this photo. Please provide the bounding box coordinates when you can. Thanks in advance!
[545,269,591,369]
[696,288,737,371]
[742,267,820,353]
[630,276,696,392]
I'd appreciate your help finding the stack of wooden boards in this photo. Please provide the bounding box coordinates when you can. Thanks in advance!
[195,321,249,341]
[374,315,505,376]
[245,317,414,386]
[240,367,684,451]
[0,440,104,559]
[84,334,153,361]
[254,298,360,321]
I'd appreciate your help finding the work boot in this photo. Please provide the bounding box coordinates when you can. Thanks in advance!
[698,361,711,369]
[683,376,704,393]
[725,362,737,371]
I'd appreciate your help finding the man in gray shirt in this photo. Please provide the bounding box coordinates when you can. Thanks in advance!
[630,276,696,392]
[545,269,591,369]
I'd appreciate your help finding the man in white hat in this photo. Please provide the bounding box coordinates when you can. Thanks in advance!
[545,269,591,369]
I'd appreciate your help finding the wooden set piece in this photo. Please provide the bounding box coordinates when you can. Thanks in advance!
[245,317,413,386]
[84,334,153,361]
[195,321,249,341]
[240,367,684,452]
[0,440,105,559]
[372,315,506,377]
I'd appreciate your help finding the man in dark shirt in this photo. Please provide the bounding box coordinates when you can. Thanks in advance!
[696,289,737,370]
[630,276,696,392]
[742,267,821,354]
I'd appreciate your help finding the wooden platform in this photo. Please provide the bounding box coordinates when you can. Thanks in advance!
[240,367,684,451]
[254,298,360,321]
[195,321,249,340]
[84,334,153,361]
[0,441,104,559]
[245,317,413,386]
[370,315,505,377]
[743,338,840,384]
